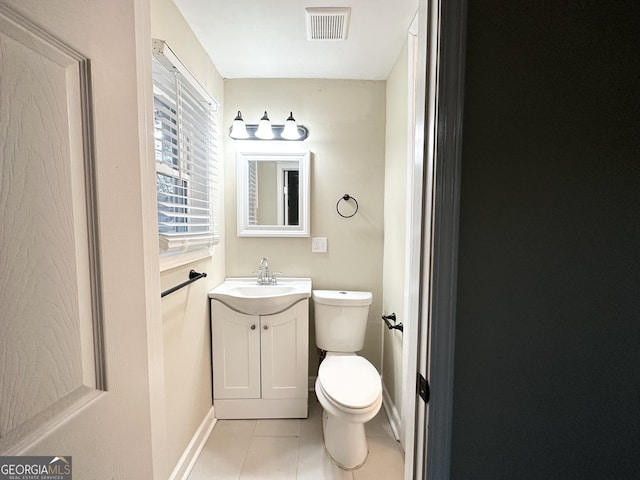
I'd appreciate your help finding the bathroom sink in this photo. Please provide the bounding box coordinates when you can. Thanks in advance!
[208,277,312,315]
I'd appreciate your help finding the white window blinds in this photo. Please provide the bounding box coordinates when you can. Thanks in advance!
[247,161,258,225]
[152,40,220,254]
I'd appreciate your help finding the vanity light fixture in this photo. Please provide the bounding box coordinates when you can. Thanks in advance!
[229,110,309,141]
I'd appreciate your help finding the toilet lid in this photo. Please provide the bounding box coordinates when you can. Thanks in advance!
[318,356,381,409]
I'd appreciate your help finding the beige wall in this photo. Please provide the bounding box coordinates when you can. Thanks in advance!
[382,38,409,422]
[151,0,226,471]
[223,79,387,373]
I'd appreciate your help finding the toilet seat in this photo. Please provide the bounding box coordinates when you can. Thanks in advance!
[317,355,381,410]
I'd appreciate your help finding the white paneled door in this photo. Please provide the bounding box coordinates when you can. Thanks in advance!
[0,0,163,478]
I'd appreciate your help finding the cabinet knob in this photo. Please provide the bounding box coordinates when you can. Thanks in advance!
[250,324,256,330]
[263,325,269,330]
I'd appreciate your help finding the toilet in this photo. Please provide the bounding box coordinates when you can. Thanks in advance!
[312,290,383,470]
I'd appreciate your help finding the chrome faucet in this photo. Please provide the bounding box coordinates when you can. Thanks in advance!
[257,257,270,284]
[256,257,280,285]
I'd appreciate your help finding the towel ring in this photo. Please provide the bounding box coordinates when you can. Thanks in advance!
[336,194,358,218]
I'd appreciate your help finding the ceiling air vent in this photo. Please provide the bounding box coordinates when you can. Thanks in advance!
[305,7,351,41]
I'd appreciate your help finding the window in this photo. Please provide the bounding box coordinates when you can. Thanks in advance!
[152,40,220,255]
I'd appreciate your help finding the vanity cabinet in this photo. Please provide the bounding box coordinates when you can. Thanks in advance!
[210,299,309,419]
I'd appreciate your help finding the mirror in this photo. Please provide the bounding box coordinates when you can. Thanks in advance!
[237,149,310,237]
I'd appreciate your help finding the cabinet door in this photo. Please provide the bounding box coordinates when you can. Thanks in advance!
[211,301,261,399]
[260,300,309,399]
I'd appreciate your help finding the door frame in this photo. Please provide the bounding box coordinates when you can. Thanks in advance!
[401,0,429,477]
[409,0,467,478]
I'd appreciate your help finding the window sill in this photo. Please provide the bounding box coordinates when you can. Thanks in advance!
[159,248,213,273]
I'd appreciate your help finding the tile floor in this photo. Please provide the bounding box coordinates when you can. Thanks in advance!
[187,397,405,480]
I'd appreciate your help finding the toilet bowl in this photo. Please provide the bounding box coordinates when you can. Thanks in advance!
[312,289,382,470]
[315,352,383,470]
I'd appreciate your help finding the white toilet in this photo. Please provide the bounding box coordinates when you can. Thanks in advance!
[312,290,383,470]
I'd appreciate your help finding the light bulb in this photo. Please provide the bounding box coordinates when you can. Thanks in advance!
[229,111,249,139]
[281,112,300,140]
[255,111,274,140]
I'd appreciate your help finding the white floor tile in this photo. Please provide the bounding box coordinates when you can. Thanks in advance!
[254,418,302,437]
[240,436,299,479]
[188,397,404,480]
[353,436,404,480]
[187,420,256,480]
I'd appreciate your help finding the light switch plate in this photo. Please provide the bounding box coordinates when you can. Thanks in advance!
[312,237,328,253]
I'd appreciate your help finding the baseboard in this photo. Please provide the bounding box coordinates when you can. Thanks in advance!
[382,383,402,443]
[168,406,217,480]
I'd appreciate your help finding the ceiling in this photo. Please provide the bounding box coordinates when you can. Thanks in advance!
[172,0,419,80]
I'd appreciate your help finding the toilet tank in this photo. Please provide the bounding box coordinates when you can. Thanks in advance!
[312,290,372,352]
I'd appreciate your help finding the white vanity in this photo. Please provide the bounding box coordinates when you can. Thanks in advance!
[208,278,311,419]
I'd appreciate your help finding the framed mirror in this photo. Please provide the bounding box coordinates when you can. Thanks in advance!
[237,149,310,237]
